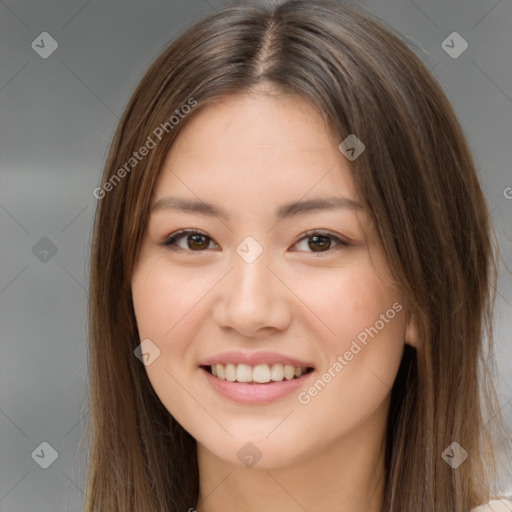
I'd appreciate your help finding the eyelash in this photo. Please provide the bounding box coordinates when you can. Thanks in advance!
[160,229,350,256]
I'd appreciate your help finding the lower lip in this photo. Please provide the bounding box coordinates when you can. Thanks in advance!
[200,367,315,404]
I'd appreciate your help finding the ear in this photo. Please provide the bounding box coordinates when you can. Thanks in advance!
[404,310,419,348]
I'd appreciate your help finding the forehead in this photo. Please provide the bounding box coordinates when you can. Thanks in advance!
[167,93,343,158]
[154,93,359,206]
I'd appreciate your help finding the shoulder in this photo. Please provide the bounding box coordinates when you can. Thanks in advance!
[471,499,512,512]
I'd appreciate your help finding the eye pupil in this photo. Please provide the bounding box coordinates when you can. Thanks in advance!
[309,235,330,252]
[189,234,209,250]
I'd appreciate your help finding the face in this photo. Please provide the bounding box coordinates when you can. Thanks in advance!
[131,92,413,469]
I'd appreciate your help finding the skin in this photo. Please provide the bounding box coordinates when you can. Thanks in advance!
[131,91,418,512]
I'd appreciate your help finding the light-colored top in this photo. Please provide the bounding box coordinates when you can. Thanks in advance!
[471,499,512,511]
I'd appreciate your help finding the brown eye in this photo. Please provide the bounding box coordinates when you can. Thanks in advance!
[186,233,210,250]
[161,229,349,255]
[162,230,218,251]
[307,234,334,252]
[292,230,348,254]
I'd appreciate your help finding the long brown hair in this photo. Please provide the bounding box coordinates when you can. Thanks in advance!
[84,1,506,510]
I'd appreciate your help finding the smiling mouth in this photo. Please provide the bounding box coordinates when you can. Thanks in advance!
[200,363,315,384]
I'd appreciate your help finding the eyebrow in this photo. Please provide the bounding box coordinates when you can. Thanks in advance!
[151,195,362,220]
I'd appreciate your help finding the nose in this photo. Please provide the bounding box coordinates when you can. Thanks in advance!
[212,245,292,337]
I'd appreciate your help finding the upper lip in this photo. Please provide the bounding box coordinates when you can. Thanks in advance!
[199,351,315,369]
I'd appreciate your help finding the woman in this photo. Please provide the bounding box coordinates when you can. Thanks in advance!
[84,1,511,510]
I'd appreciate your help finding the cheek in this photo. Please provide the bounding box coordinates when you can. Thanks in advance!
[296,276,405,435]
[131,257,224,364]
[303,263,403,350]
[130,261,205,412]
[296,264,405,414]
[131,259,211,342]
[131,261,210,431]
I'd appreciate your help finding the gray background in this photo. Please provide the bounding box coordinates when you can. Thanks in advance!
[0,0,511,510]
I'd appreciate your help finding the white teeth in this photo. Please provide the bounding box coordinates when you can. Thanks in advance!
[270,364,284,381]
[225,363,237,382]
[209,363,310,383]
[236,364,252,382]
[253,364,271,383]
[284,365,295,380]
